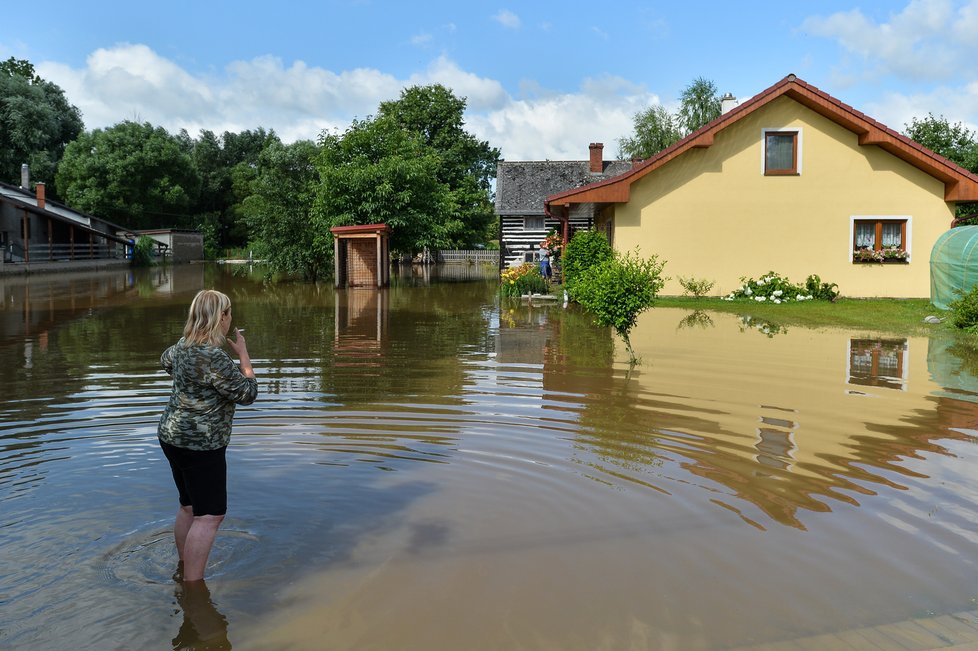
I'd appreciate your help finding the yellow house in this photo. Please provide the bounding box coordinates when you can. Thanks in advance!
[546,75,978,298]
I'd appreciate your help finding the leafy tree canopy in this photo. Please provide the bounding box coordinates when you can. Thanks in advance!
[616,76,721,161]
[0,57,83,192]
[316,115,453,256]
[312,84,500,256]
[677,76,722,135]
[617,104,681,160]
[56,121,201,229]
[240,139,324,280]
[377,84,500,246]
[188,127,281,253]
[904,113,978,173]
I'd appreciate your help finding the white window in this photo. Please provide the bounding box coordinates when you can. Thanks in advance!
[524,216,545,230]
[762,128,802,175]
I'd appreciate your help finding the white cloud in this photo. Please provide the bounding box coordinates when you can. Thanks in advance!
[34,43,660,162]
[470,78,658,160]
[801,0,978,132]
[864,84,978,137]
[803,0,978,82]
[37,44,402,140]
[410,56,508,111]
[493,10,522,29]
[410,33,433,47]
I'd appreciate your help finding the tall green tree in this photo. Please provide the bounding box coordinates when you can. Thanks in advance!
[316,115,452,256]
[904,114,978,222]
[240,139,324,280]
[377,84,500,246]
[56,121,201,229]
[616,76,721,160]
[190,127,280,254]
[0,57,83,192]
[617,104,681,160]
[677,76,721,135]
[904,113,978,173]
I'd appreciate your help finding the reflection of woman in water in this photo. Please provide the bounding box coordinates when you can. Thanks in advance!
[172,579,231,650]
[159,290,258,582]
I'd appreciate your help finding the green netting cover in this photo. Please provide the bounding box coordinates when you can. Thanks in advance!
[930,226,978,310]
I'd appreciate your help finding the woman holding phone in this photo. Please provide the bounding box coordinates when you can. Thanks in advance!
[158,289,258,582]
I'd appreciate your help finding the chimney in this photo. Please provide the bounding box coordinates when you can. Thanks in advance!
[36,182,45,210]
[721,93,738,114]
[21,164,29,189]
[589,142,604,173]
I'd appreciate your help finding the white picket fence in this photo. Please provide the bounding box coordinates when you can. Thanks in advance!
[436,249,499,264]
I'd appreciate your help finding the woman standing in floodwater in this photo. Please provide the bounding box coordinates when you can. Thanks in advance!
[158,289,258,582]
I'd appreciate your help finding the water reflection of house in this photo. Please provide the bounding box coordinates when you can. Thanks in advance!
[496,305,553,365]
[553,309,972,529]
[0,267,180,346]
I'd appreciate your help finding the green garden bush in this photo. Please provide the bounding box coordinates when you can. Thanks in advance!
[131,235,156,267]
[573,249,666,363]
[562,229,613,295]
[949,284,978,332]
[678,276,715,298]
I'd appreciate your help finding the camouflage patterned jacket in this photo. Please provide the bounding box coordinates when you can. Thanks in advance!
[158,339,259,450]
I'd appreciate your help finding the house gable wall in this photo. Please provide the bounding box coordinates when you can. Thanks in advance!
[614,96,952,298]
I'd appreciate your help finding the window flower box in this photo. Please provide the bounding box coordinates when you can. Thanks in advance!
[852,248,908,264]
[853,248,884,263]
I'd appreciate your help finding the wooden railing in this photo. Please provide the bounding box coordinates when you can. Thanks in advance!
[8,242,125,263]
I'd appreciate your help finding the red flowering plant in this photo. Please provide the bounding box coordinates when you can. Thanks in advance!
[540,231,563,259]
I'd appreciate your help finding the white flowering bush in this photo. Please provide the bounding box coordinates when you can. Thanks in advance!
[722,271,838,303]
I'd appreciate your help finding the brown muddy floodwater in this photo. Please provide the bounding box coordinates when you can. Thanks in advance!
[3,263,978,650]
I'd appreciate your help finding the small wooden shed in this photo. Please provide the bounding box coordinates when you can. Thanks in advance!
[331,223,391,288]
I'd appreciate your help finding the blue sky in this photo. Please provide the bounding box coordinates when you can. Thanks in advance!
[3,0,977,160]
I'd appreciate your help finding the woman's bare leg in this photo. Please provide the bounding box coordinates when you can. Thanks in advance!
[182,514,225,581]
[174,505,194,560]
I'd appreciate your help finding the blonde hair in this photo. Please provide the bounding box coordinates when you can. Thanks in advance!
[182,289,231,346]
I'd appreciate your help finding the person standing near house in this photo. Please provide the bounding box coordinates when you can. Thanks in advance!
[158,289,258,582]
[540,251,553,280]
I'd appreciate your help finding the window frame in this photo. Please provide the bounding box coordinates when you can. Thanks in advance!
[524,215,545,230]
[761,128,802,176]
[849,216,911,263]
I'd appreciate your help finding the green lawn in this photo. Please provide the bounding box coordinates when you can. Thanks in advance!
[654,296,944,336]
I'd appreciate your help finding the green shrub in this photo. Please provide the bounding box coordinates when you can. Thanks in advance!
[500,263,548,297]
[131,235,156,267]
[949,285,978,332]
[805,274,840,301]
[678,276,715,298]
[562,229,613,294]
[573,249,666,363]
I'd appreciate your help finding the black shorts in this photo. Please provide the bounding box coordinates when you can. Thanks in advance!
[159,440,228,516]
